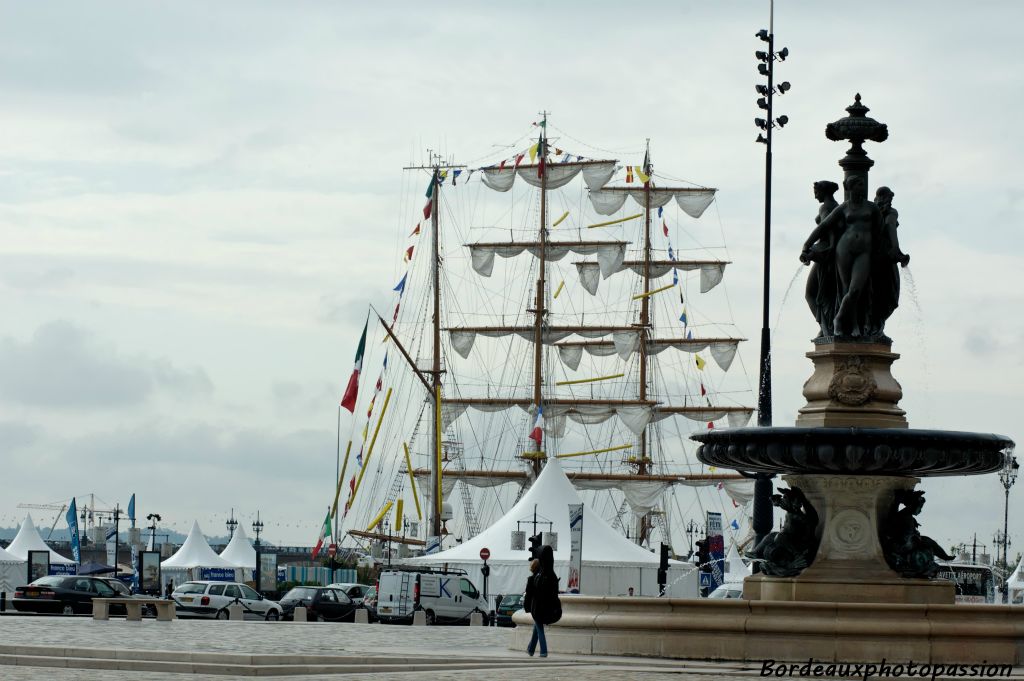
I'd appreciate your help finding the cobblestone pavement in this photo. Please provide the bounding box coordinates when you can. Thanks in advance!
[0,616,755,679]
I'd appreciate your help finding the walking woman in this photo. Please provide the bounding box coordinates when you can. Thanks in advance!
[523,545,561,657]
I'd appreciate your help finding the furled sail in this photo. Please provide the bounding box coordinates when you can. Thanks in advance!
[575,259,727,295]
[447,325,639,359]
[469,241,628,278]
[555,337,742,372]
[588,186,717,219]
[480,161,617,193]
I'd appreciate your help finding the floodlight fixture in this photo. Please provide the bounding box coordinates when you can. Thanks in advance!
[758,63,769,77]
[755,84,769,97]
[757,98,768,110]
[756,29,769,42]
[776,47,789,61]
[755,50,770,62]
[755,118,768,130]
[775,115,789,128]
[778,81,792,94]
[756,134,768,145]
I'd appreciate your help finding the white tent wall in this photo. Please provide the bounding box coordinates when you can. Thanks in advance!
[0,561,25,595]
[415,561,696,607]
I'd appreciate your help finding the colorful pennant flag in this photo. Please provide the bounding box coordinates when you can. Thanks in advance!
[625,166,634,183]
[404,246,414,261]
[730,519,740,531]
[340,319,368,412]
[700,382,707,397]
[410,223,421,236]
[658,206,663,218]
[393,273,407,293]
[695,355,706,370]
[514,153,525,168]
[422,200,432,219]
[679,309,687,325]
[663,220,669,237]
[529,143,539,162]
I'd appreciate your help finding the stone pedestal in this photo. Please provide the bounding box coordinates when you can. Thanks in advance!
[743,474,954,604]
[797,341,907,428]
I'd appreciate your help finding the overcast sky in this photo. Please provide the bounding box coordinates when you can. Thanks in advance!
[0,1,1020,555]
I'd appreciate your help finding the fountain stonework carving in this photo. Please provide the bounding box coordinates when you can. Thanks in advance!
[516,95,1019,664]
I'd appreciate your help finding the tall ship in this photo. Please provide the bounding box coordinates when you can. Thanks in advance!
[327,116,754,564]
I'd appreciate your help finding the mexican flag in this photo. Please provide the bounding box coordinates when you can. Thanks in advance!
[312,511,332,559]
[340,320,368,412]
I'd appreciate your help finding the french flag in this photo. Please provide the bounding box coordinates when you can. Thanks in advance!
[528,405,544,446]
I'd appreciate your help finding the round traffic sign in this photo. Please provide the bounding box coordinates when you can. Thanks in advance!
[479,547,490,561]
[328,543,338,557]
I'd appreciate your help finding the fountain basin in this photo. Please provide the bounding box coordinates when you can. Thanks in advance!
[693,427,1013,476]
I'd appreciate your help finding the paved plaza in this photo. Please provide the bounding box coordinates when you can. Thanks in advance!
[0,615,754,679]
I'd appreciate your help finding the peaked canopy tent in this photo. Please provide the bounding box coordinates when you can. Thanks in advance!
[219,526,257,570]
[0,544,26,594]
[5,514,75,565]
[161,521,240,586]
[1006,557,1024,604]
[408,459,697,601]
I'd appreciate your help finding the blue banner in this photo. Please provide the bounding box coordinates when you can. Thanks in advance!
[199,568,236,581]
[66,498,81,563]
[706,511,725,591]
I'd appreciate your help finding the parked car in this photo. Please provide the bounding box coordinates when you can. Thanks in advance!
[495,593,524,627]
[361,586,377,622]
[170,581,283,620]
[13,576,131,616]
[708,583,744,599]
[376,568,488,625]
[279,586,359,622]
[326,582,371,606]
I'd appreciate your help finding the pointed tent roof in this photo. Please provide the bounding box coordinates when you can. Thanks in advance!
[410,458,667,566]
[1007,556,1024,591]
[0,543,23,564]
[726,542,751,581]
[6,514,74,564]
[161,521,237,569]
[219,525,257,569]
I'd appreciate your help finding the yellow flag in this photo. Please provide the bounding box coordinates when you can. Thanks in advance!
[361,423,368,440]
[529,143,539,162]
[695,355,706,370]
[636,166,650,183]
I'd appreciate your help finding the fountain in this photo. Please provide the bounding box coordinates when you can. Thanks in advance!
[513,95,1020,663]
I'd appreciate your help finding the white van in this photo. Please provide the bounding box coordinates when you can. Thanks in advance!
[376,568,488,625]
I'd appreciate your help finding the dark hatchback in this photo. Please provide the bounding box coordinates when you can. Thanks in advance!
[495,594,524,627]
[13,576,131,615]
[279,586,358,622]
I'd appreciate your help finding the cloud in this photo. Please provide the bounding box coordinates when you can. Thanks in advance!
[0,421,40,450]
[0,321,213,408]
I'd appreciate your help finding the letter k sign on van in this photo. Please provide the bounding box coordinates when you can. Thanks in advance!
[439,578,451,597]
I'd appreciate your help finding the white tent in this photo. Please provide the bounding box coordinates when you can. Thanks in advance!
[0,544,26,594]
[408,459,697,601]
[161,521,238,570]
[1006,556,1024,604]
[5,514,75,564]
[219,525,257,569]
[725,542,751,583]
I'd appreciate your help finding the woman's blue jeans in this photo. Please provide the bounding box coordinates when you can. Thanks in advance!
[527,622,547,655]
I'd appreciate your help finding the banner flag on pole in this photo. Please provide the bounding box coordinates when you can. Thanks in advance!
[340,319,369,412]
[312,511,332,559]
[66,498,81,563]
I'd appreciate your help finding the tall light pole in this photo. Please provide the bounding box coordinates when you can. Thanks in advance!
[146,513,161,551]
[998,457,1019,603]
[752,1,791,554]
[226,509,238,540]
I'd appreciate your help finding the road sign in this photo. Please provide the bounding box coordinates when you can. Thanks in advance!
[479,547,490,561]
[699,572,713,588]
[327,543,337,558]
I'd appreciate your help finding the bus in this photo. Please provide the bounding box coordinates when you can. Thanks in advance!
[936,563,996,604]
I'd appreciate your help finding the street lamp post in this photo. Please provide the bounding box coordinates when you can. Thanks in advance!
[685,520,702,559]
[751,1,791,557]
[226,509,238,540]
[998,457,1019,603]
[146,513,161,551]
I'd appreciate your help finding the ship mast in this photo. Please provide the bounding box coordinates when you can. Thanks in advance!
[637,140,653,543]
[429,158,443,538]
[530,112,549,476]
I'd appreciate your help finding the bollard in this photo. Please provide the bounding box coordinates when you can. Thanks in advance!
[1,592,5,612]
[93,600,110,621]
[354,609,368,624]
[470,611,483,627]
[412,610,426,626]
[293,606,307,622]
[228,604,244,621]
